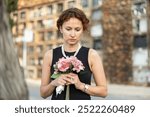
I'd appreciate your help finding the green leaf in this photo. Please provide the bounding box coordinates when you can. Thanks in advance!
[51,73,61,79]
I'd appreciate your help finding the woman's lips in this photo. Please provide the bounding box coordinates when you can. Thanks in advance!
[69,39,76,41]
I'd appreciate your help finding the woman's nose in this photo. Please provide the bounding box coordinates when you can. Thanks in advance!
[70,30,75,37]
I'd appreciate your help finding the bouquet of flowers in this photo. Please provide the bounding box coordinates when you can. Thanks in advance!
[51,56,85,96]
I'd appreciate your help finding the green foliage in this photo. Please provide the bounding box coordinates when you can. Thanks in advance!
[9,17,14,28]
[5,0,18,13]
[5,0,18,27]
[51,73,61,79]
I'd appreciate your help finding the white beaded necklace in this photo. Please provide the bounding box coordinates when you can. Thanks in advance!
[61,43,81,58]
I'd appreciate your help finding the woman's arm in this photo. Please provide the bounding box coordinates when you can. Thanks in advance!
[40,50,69,99]
[40,50,55,98]
[87,49,107,97]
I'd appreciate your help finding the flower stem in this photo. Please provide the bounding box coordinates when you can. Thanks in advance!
[65,85,70,100]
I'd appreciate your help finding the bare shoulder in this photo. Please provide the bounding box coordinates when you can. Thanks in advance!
[88,48,102,71]
[89,48,100,59]
[43,49,53,65]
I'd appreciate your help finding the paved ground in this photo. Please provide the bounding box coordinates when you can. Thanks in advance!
[26,78,150,100]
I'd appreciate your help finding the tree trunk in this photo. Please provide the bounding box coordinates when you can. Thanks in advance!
[0,0,28,99]
[148,0,150,67]
[102,0,133,84]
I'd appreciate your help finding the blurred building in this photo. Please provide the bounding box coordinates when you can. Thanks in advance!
[11,0,103,79]
[131,0,150,84]
[11,0,150,85]
[101,0,150,85]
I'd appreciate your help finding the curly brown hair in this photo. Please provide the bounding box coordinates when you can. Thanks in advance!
[57,8,89,31]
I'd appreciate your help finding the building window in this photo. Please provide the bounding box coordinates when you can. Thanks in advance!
[132,1,147,17]
[57,3,63,13]
[38,57,43,65]
[91,24,103,37]
[36,45,43,54]
[81,0,88,8]
[41,7,47,16]
[47,5,53,15]
[45,31,53,41]
[133,35,147,48]
[132,18,147,33]
[93,37,102,50]
[38,7,42,17]
[37,20,44,28]
[132,1,148,49]
[43,19,54,28]
[33,9,38,18]
[92,9,102,21]
[20,11,26,19]
[68,1,75,8]
[92,0,102,7]
[38,32,44,41]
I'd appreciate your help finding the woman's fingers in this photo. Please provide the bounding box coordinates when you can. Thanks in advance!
[52,77,66,86]
[66,74,78,84]
[66,82,71,85]
[52,73,82,90]
[63,77,73,84]
[59,77,67,85]
[55,73,79,86]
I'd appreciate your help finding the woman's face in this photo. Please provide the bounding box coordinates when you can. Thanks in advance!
[60,18,83,45]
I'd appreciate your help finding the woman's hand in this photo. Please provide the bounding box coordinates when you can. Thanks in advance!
[51,74,68,87]
[51,73,84,90]
[66,73,83,90]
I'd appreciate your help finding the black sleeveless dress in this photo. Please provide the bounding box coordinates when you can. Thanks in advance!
[51,46,92,100]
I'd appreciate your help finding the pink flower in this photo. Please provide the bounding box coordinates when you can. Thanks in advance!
[52,56,85,74]
[57,57,70,72]
[51,56,85,95]
[69,56,85,73]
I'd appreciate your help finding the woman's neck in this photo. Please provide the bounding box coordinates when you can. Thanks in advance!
[63,43,80,52]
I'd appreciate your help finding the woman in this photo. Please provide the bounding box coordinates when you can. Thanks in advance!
[40,8,107,100]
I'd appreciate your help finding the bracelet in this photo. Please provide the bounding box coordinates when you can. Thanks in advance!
[83,84,89,92]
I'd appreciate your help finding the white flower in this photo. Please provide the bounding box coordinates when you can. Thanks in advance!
[56,85,64,95]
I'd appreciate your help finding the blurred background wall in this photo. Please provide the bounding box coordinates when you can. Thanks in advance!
[10,0,150,86]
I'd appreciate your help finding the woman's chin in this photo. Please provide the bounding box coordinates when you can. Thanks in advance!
[68,41,78,45]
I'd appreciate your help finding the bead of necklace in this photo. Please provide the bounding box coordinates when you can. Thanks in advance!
[61,43,81,58]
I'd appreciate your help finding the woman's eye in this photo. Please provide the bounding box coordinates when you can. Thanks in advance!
[76,29,80,31]
[66,28,71,31]
[75,28,81,31]
[65,28,81,31]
